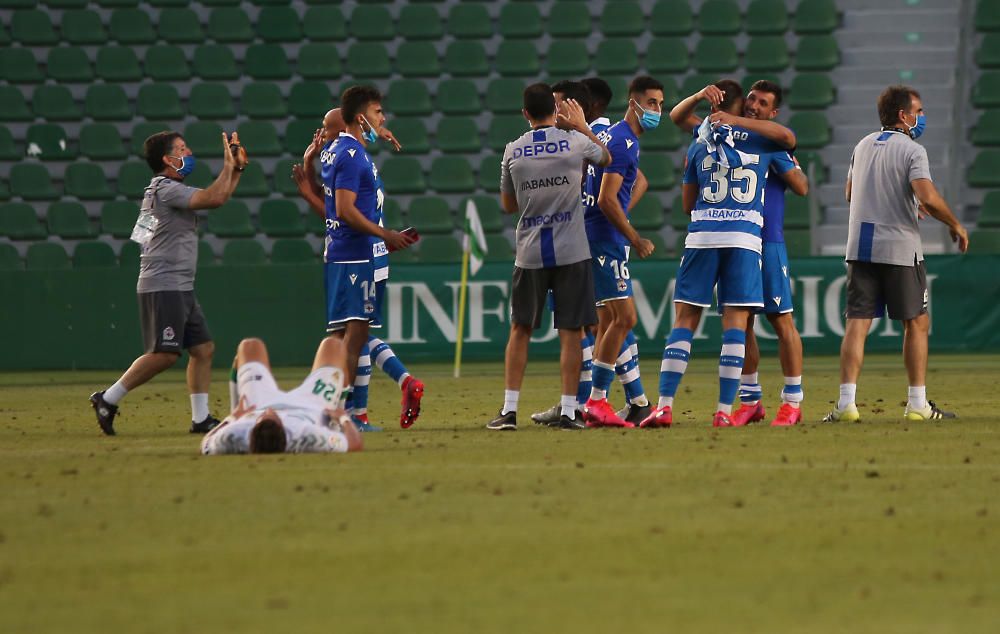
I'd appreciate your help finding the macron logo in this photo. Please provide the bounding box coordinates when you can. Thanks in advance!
[626,139,634,150]
[773,296,782,306]
[348,149,356,157]
[597,256,606,266]
[349,274,358,285]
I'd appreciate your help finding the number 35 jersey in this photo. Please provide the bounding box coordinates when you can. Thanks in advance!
[682,127,795,253]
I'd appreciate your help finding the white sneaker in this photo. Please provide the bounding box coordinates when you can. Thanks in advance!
[821,403,861,423]
[904,400,956,421]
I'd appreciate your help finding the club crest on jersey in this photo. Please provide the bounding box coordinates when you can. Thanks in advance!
[597,256,606,266]
[349,274,358,285]
[617,279,628,292]
[162,326,175,341]
[364,302,374,314]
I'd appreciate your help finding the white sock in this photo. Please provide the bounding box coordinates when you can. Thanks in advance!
[837,383,857,411]
[560,394,578,419]
[741,372,760,405]
[629,394,649,407]
[657,396,674,409]
[907,385,927,411]
[502,389,519,415]
[104,380,128,406]
[717,402,733,415]
[398,372,410,388]
[782,375,804,409]
[191,393,209,422]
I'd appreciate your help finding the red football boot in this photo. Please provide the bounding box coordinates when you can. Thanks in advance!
[770,403,802,427]
[730,402,766,427]
[583,398,635,428]
[639,405,673,428]
[400,376,424,428]
[712,411,734,427]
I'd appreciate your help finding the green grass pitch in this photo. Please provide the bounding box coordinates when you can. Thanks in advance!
[1,353,998,633]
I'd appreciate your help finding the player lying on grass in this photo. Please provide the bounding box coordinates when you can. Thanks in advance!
[201,336,362,455]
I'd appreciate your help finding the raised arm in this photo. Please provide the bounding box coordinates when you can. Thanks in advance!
[708,111,797,149]
[189,133,247,210]
[557,98,611,166]
[670,84,724,133]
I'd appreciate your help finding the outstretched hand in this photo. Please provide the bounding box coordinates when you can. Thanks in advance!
[225,132,249,170]
[555,98,589,132]
[380,127,402,152]
[699,84,725,107]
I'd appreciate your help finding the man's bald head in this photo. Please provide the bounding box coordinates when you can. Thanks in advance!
[323,108,346,140]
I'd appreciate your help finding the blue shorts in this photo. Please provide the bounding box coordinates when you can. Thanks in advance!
[590,241,632,305]
[325,260,380,332]
[761,241,794,314]
[674,247,763,308]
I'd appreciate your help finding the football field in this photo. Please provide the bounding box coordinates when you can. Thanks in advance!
[1,353,998,633]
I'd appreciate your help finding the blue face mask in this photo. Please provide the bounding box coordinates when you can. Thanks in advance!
[169,154,195,177]
[360,115,379,144]
[631,99,661,130]
[906,112,926,139]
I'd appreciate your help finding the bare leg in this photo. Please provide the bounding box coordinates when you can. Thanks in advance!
[743,314,760,375]
[187,340,215,394]
[768,312,804,378]
[117,352,180,391]
[902,313,929,387]
[235,337,270,370]
[341,321,370,388]
[673,301,704,331]
[311,336,348,379]
[504,323,532,391]
[593,298,638,367]
[558,328,583,397]
[840,318,872,383]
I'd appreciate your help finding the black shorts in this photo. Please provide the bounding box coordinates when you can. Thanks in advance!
[845,260,928,321]
[510,260,597,330]
[138,290,213,354]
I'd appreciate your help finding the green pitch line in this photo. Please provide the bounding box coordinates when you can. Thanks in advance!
[0,353,997,633]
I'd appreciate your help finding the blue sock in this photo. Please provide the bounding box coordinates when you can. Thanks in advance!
[577,332,594,406]
[589,361,615,401]
[369,336,409,386]
[615,331,646,404]
[739,371,763,404]
[351,343,372,414]
[718,329,747,415]
[657,328,693,408]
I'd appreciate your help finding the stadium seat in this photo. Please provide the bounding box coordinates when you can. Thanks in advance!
[447,4,491,39]
[595,39,639,74]
[0,127,16,161]
[437,79,482,115]
[206,8,253,43]
[796,35,840,71]
[601,2,644,36]
[117,161,153,198]
[0,179,8,201]
[136,84,184,120]
[96,47,142,82]
[144,46,190,81]
[392,118,431,154]
[233,163,269,197]
[0,202,47,238]
[191,45,238,81]
[788,73,836,109]
[26,124,74,160]
[745,36,790,72]
[488,115,527,152]
[84,85,131,121]
[98,0,141,6]
[11,9,58,45]
[352,5,394,40]
[643,122,682,151]
[977,0,1000,32]
[109,8,154,43]
[0,86,32,121]
[793,0,839,34]
[0,243,22,270]
[158,7,203,43]
[241,82,286,119]
[297,44,342,80]
[73,241,117,268]
[399,4,443,40]
[796,151,827,183]
[669,196,690,230]
[500,3,543,39]
[283,118,317,156]
[222,239,267,266]
[396,42,442,78]
[26,243,70,270]
[430,157,476,193]
[390,246,419,264]
[972,110,1000,146]
[273,159,301,197]
[968,150,1000,187]
[259,199,306,237]
[650,0,694,36]
[206,201,255,237]
[642,155,676,190]
[445,41,489,77]
[2,48,43,84]
[548,2,591,38]
[79,124,127,162]
[784,193,810,229]
[130,121,168,157]
[198,240,216,267]
[302,6,346,41]
[788,112,831,149]
[101,200,139,238]
[973,72,1000,108]
[496,41,542,77]
[188,83,235,119]
[184,121,224,156]
[978,191,1000,227]
[245,44,292,80]
[346,42,392,79]
[783,230,812,257]
[288,82,332,119]
[980,34,1000,68]
[483,234,513,262]
[32,85,81,121]
[415,235,462,263]
[408,197,454,233]
[464,196,505,233]
[436,118,481,154]
[646,38,689,74]
[257,6,302,42]
[479,154,502,192]
[694,37,739,73]
[629,196,664,231]
[698,0,741,35]
[383,199,405,229]
[486,78,527,114]
[65,162,115,201]
[968,229,1000,254]
[381,157,426,194]
[389,80,432,117]
[547,40,591,76]
[301,211,323,238]
[746,0,788,34]
[271,239,316,264]
[48,46,93,82]
[62,9,107,45]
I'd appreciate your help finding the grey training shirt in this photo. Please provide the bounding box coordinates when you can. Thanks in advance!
[845,130,931,266]
[136,176,199,293]
[501,126,605,269]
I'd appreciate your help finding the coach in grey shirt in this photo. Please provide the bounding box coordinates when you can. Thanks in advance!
[823,85,969,424]
[486,83,611,431]
[89,131,248,436]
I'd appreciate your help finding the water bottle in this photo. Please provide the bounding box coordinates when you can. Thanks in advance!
[130,179,161,245]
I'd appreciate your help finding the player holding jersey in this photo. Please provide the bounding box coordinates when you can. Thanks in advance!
[581,75,662,429]
[642,86,802,429]
[202,337,363,455]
